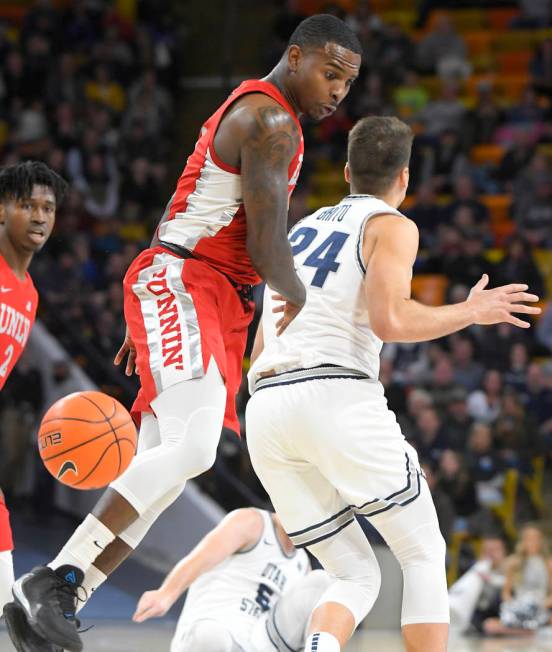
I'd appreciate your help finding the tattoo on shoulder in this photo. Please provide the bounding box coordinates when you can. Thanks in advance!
[247,104,299,169]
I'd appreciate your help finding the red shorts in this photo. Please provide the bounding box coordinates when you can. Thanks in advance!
[0,498,14,552]
[124,246,254,435]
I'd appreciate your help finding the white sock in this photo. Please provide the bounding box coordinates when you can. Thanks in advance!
[76,564,107,613]
[48,514,115,574]
[304,632,341,652]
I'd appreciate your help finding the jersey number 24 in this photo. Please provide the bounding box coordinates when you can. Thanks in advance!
[289,227,349,288]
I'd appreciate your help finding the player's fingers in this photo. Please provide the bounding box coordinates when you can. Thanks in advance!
[501,283,529,293]
[271,294,285,302]
[472,274,489,291]
[506,315,531,328]
[507,292,540,303]
[114,343,128,366]
[508,304,541,315]
[272,304,285,314]
[125,349,136,376]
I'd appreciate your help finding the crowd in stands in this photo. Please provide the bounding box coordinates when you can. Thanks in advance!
[0,1,551,595]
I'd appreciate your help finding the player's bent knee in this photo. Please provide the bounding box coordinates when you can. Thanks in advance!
[176,620,235,652]
[393,523,446,569]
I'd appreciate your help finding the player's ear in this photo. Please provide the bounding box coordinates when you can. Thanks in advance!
[344,162,350,183]
[400,167,409,191]
[287,44,301,74]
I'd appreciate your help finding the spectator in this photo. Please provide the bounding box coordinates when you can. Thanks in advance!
[483,524,552,635]
[465,422,504,507]
[495,235,545,298]
[411,406,449,462]
[450,334,485,393]
[504,343,531,393]
[536,302,552,353]
[84,63,126,114]
[467,369,504,424]
[531,38,552,97]
[377,22,415,82]
[442,386,474,451]
[515,177,552,247]
[444,231,495,289]
[437,449,479,527]
[507,86,546,126]
[425,129,470,192]
[416,14,469,78]
[444,175,490,225]
[393,69,429,122]
[449,536,507,634]
[524,362,552,440]
[418,81,466,137]
[427,355,461,413]
[465,80,505,146]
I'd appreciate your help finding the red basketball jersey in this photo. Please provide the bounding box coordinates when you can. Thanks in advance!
[0,254,38,390]
[157,79,304,285]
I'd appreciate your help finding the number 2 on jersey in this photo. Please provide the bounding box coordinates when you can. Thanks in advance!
[289,227,349,288]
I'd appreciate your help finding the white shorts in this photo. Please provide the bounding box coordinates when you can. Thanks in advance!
[246,374,423,548]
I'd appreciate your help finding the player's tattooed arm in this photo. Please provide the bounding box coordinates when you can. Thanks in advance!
[241,104,306,311]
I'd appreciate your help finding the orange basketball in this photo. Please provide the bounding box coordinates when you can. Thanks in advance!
[38,391,137,490]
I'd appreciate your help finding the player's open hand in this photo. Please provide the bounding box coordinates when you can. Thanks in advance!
[133,589,174,623]
[114,326,137,376]
[271,294,303,336]
[467,274,541,328]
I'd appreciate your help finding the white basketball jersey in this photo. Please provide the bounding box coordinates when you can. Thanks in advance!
[249,195,403,390]
[172,510,309,647]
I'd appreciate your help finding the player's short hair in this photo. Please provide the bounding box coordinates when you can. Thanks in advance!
[0,161,68,206]
[347,117,413,195]
[288,14,362,55]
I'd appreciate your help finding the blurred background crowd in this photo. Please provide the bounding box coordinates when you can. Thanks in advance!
[0,0,551,625]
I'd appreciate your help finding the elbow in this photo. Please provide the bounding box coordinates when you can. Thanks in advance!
[371,314,401,343]
[247,238,273,277]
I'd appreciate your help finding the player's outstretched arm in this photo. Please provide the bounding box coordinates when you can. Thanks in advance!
[132,509,264,623]
[364,216,541,343]
[241,102,306,316]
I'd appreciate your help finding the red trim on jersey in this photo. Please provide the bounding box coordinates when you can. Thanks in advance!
[207,80,302,175]
[0,500,14,552]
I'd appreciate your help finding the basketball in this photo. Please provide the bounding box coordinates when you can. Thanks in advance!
[37,391,137,490]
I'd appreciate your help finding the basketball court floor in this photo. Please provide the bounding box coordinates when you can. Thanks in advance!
[2,620,552,651]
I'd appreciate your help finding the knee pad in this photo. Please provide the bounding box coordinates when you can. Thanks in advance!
[390,521,449,626]
[157,405,221,478]
[119,483,184,549]
[309,525,382,626]
[392,520,447,570]
[177,620,235,652]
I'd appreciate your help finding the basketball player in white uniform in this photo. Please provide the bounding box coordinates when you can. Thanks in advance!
[133,508,331,651]
[246,116,541,652]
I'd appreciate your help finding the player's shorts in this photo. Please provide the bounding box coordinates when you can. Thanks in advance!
[246,369,423,548]
[124,246,254,435]
[0,498,14,552]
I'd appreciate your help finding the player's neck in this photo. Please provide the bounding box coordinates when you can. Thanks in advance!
[0,236,32,281]
[263,65,301,117]
[349,185,402,209]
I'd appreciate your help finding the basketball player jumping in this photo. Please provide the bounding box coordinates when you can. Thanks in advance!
[134,508,331,652]
[7,15,362,652]
[246,116,541,652]
[0,162,67,625]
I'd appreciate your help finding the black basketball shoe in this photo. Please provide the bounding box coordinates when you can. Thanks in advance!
[3,602,62,652]
[11,565,84,652]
